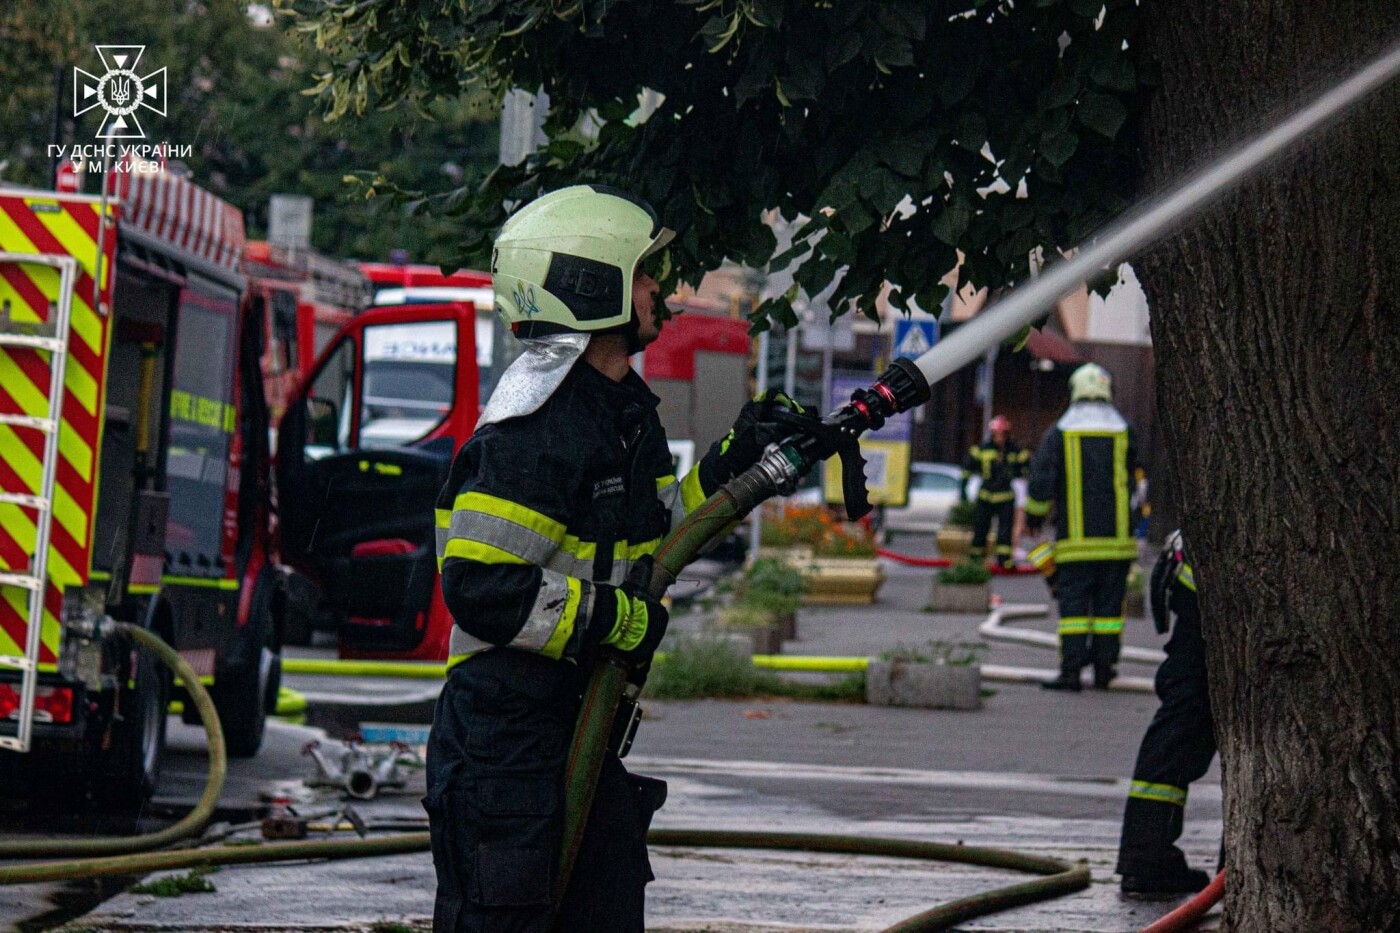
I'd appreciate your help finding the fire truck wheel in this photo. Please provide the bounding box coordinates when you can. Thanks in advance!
[216,642,280,758]
[96,638,170,808]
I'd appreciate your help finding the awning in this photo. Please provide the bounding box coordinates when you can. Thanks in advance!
[107,161,245,275]
[1025,328,1082,364]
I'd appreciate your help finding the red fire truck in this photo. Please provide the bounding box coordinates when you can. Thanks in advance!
[0,168,281,806]
[242,240,370,423]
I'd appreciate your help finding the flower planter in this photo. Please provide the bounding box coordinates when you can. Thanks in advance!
[928,580,992,614]
[772,611,797,643]
[866,660,982,710]
[802,557,884,605]
[701,616,783,655]
[757,545,814,564]
[935,528,975,561]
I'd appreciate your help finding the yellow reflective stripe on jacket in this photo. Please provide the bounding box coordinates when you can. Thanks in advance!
[680,464,707,513]
[452,491,566,543]
[539,577,584,659]
[1177,562,1196,592]
[1092,617,1124,634]
[442,539,530,565]
[978,489,1015,504]
[1028,542,1055,570]
[1129,780,1187,807]
[1064,433,1084,540]
[1025,498,1051,517]
[1113,431,1130,540]
[1052,537,1138,563]
[1058,616,1091,635]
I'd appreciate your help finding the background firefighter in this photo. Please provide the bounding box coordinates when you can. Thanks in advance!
[425,185,812,932]
[1024,363,1141,691]
[1116,530,1216,897]
[961,414,1029,567]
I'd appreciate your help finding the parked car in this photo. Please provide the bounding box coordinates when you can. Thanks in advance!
[790,462,965,535]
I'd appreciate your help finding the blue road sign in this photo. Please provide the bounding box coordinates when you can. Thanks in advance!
[893,319,938,360]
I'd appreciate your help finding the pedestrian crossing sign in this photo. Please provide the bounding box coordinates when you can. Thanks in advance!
[893,319,938,359]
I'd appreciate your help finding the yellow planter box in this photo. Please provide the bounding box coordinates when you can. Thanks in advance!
[802,557,884,605]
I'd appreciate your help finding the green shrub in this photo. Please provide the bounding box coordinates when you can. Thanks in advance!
[735,558,809,616]
[646,637,866,702]
[946,500,977,529]
[646,636,764,699]
[717,603,775,629]
[938,558,991,585]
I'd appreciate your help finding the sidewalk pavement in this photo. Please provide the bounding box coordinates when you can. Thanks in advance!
[59,542,1221,932]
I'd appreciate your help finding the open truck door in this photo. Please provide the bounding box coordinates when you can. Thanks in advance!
[276,303,478,660]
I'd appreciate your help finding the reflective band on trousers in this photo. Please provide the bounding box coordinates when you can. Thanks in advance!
[1058,616,1091,635]
[1092,617,1124,634]
[1129,780,1187,807]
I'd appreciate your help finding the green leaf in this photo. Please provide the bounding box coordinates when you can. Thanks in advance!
[1039,130,1079,167]
[1039,76,1079,111]
[956,113,988,152]
[1089,57,1136,92]
[1069,0,1104,17]
[931,201,971,246]
[1077,92,1127,139]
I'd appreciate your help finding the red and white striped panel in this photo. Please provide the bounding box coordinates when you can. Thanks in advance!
[107,160,245,274]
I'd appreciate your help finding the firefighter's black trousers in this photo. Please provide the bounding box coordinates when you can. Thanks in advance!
[1054,560,1130,680]
[426,649,665,932]
[971,498,1015,564]
[1116,608,1216,876]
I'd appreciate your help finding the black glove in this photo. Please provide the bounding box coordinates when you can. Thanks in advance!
[588,556,669,667]
[702,391,808,484]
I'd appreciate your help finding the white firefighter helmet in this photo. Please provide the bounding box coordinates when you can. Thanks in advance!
[1069,363,1113,402]
[490,185,675,335]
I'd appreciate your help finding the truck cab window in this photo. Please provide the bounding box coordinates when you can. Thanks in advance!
[359,320,456,449]
[305,338,356,460]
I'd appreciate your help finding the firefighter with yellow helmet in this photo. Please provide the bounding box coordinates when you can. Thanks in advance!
[1025,363,1143,690]
[424,186,808,931]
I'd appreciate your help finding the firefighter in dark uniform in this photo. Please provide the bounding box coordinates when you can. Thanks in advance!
[1117,530,1215,896]
[425,186,805,931]
[1025,363,1140,690]
[961,414,1028,567]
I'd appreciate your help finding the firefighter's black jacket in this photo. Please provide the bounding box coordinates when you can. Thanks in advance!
[1025,400,1139,563]
[961,439,1029,503]
[433,361,712,666]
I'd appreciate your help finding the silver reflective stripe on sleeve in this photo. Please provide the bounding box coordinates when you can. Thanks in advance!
[450,510,559,565]
[514,571,571,651]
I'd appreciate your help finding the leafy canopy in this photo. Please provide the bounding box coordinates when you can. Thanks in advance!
[0,0,499,264]
[295,0,1145,330]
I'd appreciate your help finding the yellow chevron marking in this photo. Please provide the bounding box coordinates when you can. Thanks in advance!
[35,204,98,273]
[0,505,36,573]
[69,300,102,358]
[0,425,41,491]
[0,210,41,263]
[0,589,27,655]
[58,422,93,483]
[40,606,61,658]
[52,483,86,547]
[0,353,47,417]
[65,360,98,419]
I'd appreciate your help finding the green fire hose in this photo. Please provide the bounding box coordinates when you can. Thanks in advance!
[0,622,227,861]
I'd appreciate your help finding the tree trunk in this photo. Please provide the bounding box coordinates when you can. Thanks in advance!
[1137,4,1400,929]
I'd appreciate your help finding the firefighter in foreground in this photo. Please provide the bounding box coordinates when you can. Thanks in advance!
[1024,363,1141,690]
[425,185,807,931]
[961,414,1028,567]
[1117,531,1215,896]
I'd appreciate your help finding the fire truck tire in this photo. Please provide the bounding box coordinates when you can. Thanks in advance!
[216,642,279,758]
[96,637,170,808]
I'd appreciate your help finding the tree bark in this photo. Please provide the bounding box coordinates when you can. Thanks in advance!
[1137,4,1400,929]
